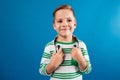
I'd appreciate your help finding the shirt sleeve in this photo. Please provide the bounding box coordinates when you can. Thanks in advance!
[79,41,92,74]
[39,44,52,76]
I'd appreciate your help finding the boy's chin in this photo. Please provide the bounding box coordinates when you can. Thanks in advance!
[59,33,72,37]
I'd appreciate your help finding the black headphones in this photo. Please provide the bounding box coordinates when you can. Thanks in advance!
[54,36,79,52]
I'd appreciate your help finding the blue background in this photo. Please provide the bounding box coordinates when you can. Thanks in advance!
[1,0,120,80]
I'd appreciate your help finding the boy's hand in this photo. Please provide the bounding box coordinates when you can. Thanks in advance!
[71,46,83,62]
[50,47,64,68]
[46,47,64,74]
[71,46,87,71]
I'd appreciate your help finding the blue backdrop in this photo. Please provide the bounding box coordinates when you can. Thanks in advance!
[1,0,120,80]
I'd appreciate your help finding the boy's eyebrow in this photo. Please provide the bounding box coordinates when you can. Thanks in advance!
[55,17,74,20]
[67,17,73,19]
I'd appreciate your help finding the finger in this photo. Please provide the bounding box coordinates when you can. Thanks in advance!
[52,53,56,56]
[60,52,64,58]
[72,46,76,50]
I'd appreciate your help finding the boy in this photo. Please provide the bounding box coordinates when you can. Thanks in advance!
[39,4,92,80]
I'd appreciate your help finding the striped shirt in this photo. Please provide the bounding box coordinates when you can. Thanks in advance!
[39,38,92,80]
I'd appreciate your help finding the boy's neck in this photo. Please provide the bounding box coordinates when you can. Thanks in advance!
[57,35,73,42]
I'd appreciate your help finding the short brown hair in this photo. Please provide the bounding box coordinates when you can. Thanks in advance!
[53,4,76,23]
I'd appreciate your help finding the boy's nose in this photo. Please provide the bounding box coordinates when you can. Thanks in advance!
[62,21,68,27]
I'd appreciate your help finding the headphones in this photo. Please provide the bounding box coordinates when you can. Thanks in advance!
[54,36,79,52]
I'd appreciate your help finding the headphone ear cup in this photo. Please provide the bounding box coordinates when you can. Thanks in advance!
[58,45,60,50]
[56,45,60,52]
[74,45,77,47]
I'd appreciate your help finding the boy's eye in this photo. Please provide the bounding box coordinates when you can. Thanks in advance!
[57,20,62,23]
[67,19,72,22]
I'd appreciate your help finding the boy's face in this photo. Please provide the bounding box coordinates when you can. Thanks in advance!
[53,9,76,37]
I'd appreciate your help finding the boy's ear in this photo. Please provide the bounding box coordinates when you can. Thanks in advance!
[53,23,56,30]
[74,20,76,28]
[74,23,76,27]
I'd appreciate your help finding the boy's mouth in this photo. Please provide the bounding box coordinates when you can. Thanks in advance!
[60,29,70,32]
[61,27,70,30]
[61,29,70,30]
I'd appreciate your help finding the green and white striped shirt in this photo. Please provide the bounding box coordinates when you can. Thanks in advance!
[39,38,92,80]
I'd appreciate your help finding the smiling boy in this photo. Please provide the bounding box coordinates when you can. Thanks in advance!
[39,4,92,80]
